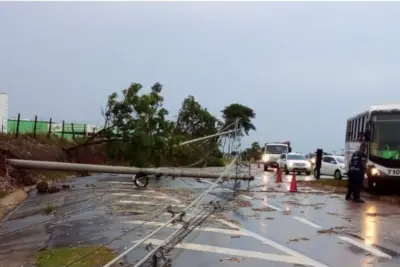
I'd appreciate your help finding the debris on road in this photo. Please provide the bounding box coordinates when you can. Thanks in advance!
[342,217,352,222]
[220,257,243,263]
[289,237,310,242]
[43,205,56,214]
[327,212,339,216]
[36,181,49,193]
[282,210,292,215]
[317,226,346,235]
[62,184,71,189]
[234,199,252,207]
[252,206,275,212]
[48,186,60,193]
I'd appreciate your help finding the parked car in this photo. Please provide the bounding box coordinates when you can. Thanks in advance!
[313,155,346,180]
[277,152,312,175]
[306,152,332,167]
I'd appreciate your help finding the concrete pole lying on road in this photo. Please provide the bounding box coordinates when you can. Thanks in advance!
[6,159,254,181]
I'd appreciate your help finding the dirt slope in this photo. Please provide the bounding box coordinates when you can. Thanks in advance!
[0,134,107,196]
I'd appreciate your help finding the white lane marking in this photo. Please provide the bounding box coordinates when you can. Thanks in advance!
[293,217,323,229]
[262,202,283,211]
[217,219,330,267]
[161,212,217,219]
[338,236,392,259]
[240,194,253,200]
[157,184,329,267]
[106,181,135,185]
[124,220,249,236]
[111,193,167,199]
[141,239,303,264]
[117,200,186,207]
[202,179,253,200]
[156,191,184,204]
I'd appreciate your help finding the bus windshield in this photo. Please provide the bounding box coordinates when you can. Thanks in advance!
[370,114,400,159]
[266,145,288,154]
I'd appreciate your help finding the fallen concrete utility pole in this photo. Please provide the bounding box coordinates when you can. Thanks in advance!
[6,159,254,187]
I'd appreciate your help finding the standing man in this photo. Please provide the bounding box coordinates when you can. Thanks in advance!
[346,143,366,203]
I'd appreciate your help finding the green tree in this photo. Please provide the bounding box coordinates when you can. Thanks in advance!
[103,82,172,167]
[173,95,223,166]
[175,95,219,138]
[221,103,256,156]
[251,141,261,151]
[241,142,261,161]
[221,103,256,136]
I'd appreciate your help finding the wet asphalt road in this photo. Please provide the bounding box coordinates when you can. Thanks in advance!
[1,166,400,267]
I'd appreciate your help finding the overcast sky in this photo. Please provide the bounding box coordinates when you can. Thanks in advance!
[1,2,400,153]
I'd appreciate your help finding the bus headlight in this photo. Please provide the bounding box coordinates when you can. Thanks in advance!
[262,154,269,162]
[370,167,380,176]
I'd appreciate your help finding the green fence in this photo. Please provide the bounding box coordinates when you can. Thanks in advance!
[6,114,101,139]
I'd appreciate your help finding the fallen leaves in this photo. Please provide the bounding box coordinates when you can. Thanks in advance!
[289,237,310,242]
[327,212,339,216]
[252,206,275,212]
[282,210,292,215]
[234,200,252,208]
[220,257,243,263]
[281,201,326,210]
[317,226,346,235]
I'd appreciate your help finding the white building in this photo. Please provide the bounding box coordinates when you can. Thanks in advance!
[0,93,8,133]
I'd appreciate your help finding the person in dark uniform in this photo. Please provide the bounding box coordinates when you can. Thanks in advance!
[346,143,366,203]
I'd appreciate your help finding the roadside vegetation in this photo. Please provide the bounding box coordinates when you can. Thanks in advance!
[242,141,262,162]
[67,82,256,167]
[35,245,117,267]
[0,81,257,195]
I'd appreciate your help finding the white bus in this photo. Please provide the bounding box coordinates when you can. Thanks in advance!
[345,104,400,189]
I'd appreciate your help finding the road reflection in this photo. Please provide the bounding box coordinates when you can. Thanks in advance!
[364,205,377,246]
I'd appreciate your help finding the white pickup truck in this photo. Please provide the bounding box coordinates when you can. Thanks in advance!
[261,142,291,171]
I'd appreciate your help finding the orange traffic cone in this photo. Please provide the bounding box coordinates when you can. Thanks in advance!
[276,167,282,183]
[289,171,298,192]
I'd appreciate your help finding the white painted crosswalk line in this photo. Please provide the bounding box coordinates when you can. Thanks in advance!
[123,220,249,236]
[293,217,323,229]
[116,200,186,207]
[338,236,392,259]
[106,181,137,185]
[116,211,218,219]
[217,219,330,267]
[141,239,303,265]
[155,191,183,203]
[111,193,167,199]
